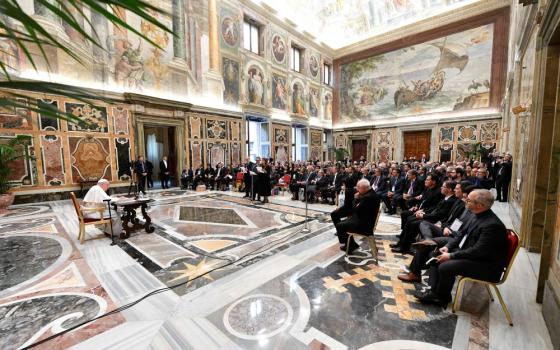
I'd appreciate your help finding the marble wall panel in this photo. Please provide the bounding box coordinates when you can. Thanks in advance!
[190,116,202,139]
[231,120,241,141]
[208,143,226,167]
[115,138,132,180]
[458,125,478,142]
[69,136,111,182]
[231,142,241,165]
[65,103,108,133]
[207,120,227,139]
[191,141,203,167]
[310,130,322,147]
[112,107,129,135]
[0,98,32,130]
[37,99,60,131]
[41,135,65,185]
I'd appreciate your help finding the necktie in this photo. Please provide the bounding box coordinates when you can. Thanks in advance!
[408,180,414,195]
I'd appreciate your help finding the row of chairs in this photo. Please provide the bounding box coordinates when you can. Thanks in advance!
[344,203,520,326]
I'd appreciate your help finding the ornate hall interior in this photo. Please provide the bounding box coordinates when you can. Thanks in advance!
[2,0,560,349]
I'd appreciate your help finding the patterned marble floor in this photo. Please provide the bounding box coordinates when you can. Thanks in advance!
[0,189,553,350]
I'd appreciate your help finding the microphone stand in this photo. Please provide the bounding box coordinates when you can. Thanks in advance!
[302,171,315,233]
[103,198,116,246]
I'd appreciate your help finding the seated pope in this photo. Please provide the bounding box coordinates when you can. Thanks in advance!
[82,179,123,236]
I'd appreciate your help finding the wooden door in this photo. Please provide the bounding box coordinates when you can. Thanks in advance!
[403,130,431,160]
[352,140,367,161]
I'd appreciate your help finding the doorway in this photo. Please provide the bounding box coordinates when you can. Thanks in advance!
[144,125,176,188]
[403,130,431,161]
[352,139,367,161]
[246,116,270,161]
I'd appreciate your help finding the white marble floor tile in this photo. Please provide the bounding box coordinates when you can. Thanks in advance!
[69,321,164,350]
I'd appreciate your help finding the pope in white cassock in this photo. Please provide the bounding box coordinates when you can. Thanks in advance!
[83,179,122,236]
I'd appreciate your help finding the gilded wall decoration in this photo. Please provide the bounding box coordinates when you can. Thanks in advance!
[439,127,454,143]
[247,66,265,105]
[0,98,32,130]
[377,147,391,162]
[272,74,287,110]
[310,147,321,161]
[292,82,306,115]
[115,138,132,180]
[231,121,241,141]
[70,136,111,182]
[480,122,499,141]
[112,107,129,135]
[439,144,453,162]
[334,134,347,149]
[223,57,240,105]
[207,120,227,139]
[310,130,322,147]
[41,135,65,186]
[457,125,477,142]
[190,117,202,139]
[309,87,319,117]
[274,128,289,144]
[65,103,108,133]
[373,129,395,162]
[339,24,494,123]
[38,99,60,131]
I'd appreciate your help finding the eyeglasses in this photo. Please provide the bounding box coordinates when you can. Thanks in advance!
[465,198,477,203]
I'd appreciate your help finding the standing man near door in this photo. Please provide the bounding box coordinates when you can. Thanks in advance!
[135,156,148,195]
[160,156,170,189]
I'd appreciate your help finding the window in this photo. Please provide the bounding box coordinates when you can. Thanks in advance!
[246,119,269,161]
[323,131,327,144]
[291,46,301,72]
[243,20,260,54]
[292,126,307,161]
[323,63,332,85]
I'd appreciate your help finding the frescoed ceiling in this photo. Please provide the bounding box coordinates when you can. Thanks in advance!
[253,0,482,49]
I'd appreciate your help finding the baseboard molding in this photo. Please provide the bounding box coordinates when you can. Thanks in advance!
[543,280,560,349]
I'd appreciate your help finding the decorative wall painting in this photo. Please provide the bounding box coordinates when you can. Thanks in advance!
[339,24,494,123]
[292,83,306,115]
[221,17,239,47]
[223,57,240,105]
[272,74,287,110]
[309,55,319,78]
[271,34,286,64]
[247,67,265,105]
[309,88,319,117]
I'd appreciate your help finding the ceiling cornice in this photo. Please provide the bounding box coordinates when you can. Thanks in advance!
[333,0,510,59]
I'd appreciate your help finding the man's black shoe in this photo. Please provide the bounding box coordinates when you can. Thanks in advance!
[389,242,400,248]
[391,247,411,254]
[416,291,449,307]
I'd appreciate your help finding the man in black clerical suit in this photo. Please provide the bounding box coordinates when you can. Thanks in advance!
[391,174,444,253]
[495,154,512,202]
[159,156,171,189]
[473,168,493,189]
[414,189,508,306]
[370,168,387,197]
[145,159,154,188]
[135,156,148,195]
[192,164,205,190]
[334,179,381,253]
[383,168,404,214]
[293,165,317,201]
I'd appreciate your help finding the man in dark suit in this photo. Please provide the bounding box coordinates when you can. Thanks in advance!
[293,165,317,201]
[243,157,255,198]
[473,168,493,189]
[145,159,154,188]
[391,174,445,253]
[180,167,193,189]
[398,182,474,283]
[394,170,424,211]
[215,162,231,190]
[323,166,343,204]
[495,154,512,202]
[159,156,171,189]
[370,168,387,197]
[334,179,381,253]
[135,156,148,195]
[193,164,205,190]
[382,168,404,215]
[414,189,508,306]
[330,177,356,226]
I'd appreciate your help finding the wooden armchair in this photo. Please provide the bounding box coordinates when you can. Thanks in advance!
[70,192,111,244]
[346,203,382,263]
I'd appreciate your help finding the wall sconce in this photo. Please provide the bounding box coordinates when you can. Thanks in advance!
[511,105,527,114]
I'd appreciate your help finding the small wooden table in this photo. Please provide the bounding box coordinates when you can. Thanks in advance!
[112,197,155,239]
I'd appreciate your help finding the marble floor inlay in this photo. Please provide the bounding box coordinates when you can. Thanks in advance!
[0,192,552,350]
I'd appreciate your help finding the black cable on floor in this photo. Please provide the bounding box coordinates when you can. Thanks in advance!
[21,222,313,349]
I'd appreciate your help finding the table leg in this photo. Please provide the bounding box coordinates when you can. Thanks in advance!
[141,203,154,233]
[120,207,134,239]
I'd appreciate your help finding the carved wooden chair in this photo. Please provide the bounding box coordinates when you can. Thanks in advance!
[345,203,382,263]
[70,192,111,244]
[452,229,520,326]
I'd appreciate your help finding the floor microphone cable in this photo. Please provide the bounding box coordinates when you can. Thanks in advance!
[21,220,313,349]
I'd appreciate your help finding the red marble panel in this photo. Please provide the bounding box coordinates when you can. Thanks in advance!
[112,107,129,135]
[41,135,65,185]
[69,136,111,182]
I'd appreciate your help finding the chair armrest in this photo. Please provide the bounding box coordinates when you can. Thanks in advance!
[79,206,105,214]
